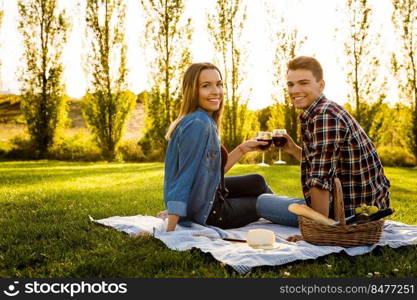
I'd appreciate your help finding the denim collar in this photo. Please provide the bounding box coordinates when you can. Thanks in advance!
[196,106,209,114]
[299,93,325,122]
[196,107,215,121]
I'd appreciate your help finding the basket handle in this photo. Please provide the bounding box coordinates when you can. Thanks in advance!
[333,178,345,225]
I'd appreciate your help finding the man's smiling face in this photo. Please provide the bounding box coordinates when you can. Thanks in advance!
[287,69,325,110]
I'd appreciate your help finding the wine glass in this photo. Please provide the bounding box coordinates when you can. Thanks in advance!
[256,131,272,167]
[272,129,287,165]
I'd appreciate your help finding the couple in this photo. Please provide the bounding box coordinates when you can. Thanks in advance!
[161,56,391,236]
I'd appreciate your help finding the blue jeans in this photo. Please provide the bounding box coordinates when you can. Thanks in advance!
[257,194,306,227]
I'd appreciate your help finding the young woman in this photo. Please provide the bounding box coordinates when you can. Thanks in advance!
[163,62,275,232]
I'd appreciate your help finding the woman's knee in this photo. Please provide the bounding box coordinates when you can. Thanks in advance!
[256,174,273,194]
[248,174,270,192]
[255,174,266,183]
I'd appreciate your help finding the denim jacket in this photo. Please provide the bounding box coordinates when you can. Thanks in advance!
[163,107,221,225]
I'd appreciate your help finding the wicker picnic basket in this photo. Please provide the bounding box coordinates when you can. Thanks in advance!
[298,178,384,247]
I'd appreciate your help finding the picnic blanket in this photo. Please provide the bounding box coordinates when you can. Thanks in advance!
[90,215,417,274]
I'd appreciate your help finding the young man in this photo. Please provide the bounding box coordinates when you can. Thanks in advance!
[285,56,391,218]
[257,56,390,228]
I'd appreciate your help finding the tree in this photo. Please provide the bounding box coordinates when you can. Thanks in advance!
[0,1,4,84]
[0,4,3,90]
[257,106,272,131]
[0,0,3,30]
[341,0,387,138]
[17,0,69,157]
[139,0,192,156]
[392,0,417,159]
[266,103,285,131]
[208,0,250,150]
[265,7,306,144]
[369,103,412,149]
[83,0,136,161]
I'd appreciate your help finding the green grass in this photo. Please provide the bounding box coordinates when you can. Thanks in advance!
[0,161,416,278]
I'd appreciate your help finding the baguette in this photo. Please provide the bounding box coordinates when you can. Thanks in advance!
[288,204,336,226]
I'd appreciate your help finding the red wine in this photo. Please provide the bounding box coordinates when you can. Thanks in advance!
[273,136,287,148]
[257,139,272,150]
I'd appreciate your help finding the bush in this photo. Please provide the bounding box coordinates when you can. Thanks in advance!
[0,141,12,159]
[118,139,146,162]
[143,148,165,162]
[138,133,166,162]
[1,133,151,162]
[3,134,39,159]
[377,146,416,167]
[0,133,102,161]
[238,148,299,165]
[48,133,102,161]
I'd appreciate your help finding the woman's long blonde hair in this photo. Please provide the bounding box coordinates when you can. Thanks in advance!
[165,62,224,140]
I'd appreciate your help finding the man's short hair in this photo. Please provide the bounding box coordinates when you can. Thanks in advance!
[287,56,323,82]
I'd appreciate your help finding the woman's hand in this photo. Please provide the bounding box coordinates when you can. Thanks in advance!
[239,139,269,154]
[166,214,180,232]
[225,139,269,173]
[156,210,168,220]
[157,210,178,232]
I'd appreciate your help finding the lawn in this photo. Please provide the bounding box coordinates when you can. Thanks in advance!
[0,161,416,278]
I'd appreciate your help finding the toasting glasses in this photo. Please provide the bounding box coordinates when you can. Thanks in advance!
[272,129,287,165]
[256,131,272,167]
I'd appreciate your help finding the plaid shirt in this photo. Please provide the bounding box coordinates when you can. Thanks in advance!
[300,94,390,217]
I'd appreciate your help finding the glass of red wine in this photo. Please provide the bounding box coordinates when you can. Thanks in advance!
[256,131,272,167]
[272,129,287,165]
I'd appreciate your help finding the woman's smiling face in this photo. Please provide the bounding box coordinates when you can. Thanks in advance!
[198,69,223,115]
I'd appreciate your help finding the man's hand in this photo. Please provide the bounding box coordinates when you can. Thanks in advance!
[281,133,302,161]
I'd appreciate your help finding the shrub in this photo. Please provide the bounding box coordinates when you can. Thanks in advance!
[238,149,299,165]
[377,146,416,167]
[138,133,166,162]
[1,133,151,162]
[145,148,165,162]
[0,141,12,159]
[118,139,146,162]
[0,133,103,161]
[4,134,39,160]
[48,133,102,161]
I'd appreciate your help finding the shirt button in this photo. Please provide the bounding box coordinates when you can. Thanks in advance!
[213,210,216,214]
[219,217,222,221]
